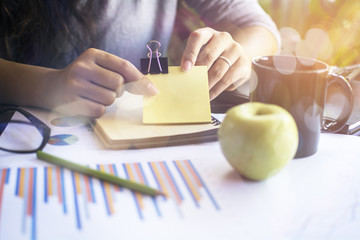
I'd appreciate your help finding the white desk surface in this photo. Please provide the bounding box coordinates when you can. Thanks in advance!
[0,108,359,240]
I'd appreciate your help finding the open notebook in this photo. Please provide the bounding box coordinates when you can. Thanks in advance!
[92,92,220,150]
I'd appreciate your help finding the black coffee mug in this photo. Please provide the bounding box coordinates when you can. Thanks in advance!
[250,55,354,158]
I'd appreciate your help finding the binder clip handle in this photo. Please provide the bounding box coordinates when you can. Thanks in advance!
[140,40,168,74]
[146,40,163,73]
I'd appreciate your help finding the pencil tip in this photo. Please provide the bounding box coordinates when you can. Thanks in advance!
[155,190,166,197]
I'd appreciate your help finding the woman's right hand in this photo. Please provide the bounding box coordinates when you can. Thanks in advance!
[48,48,158,117]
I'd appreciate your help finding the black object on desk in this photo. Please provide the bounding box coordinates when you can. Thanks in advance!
[326,65,360,135]
[210,82,360,136]
[324,104,360,136]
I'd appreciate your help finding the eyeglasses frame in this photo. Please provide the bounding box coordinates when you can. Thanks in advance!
[0,107,51,153]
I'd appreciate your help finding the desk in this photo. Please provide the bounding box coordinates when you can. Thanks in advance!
[0,108,360,240]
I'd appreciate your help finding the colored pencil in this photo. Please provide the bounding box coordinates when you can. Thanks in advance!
[36,151,164,197]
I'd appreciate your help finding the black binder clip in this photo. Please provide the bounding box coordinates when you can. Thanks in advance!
[140,40,168,74]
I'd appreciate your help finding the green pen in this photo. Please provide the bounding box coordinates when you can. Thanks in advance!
[36,150,164,197]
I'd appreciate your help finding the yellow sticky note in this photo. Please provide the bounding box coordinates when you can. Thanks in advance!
[143,66,211,124]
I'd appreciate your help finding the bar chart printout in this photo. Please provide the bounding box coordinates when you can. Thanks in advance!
[0,159,220,240]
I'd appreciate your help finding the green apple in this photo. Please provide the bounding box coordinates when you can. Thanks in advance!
[218,102,298,181]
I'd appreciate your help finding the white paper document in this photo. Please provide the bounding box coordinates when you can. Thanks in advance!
[1,109,360,240]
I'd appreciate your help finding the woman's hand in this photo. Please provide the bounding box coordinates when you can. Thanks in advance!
[49,48,158,117]
[181,27,251,100]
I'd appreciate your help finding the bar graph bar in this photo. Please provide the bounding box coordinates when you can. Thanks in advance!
[0,168,10,224]
[0,159,220,240]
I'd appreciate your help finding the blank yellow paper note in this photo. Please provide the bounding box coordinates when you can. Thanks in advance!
[143,66,211,124]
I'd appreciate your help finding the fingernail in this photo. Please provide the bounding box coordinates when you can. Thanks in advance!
[147,82,159,95]
[182,60,192,72]
[116,85,125,97]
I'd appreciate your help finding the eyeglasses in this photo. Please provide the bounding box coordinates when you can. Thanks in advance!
[0,106,51,153]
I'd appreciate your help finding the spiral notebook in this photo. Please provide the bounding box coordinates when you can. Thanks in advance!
[93,92,220,150]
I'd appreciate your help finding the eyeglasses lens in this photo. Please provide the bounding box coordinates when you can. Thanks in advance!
[0,110,43,152]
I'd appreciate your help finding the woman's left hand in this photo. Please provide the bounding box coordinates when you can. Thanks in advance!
[181,27,251,100]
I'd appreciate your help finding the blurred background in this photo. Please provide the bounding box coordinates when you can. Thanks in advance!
[260,0,360,67]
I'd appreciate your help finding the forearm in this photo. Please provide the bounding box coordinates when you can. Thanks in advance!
[214,22,279,60]
[0,58,58,108]
[0,49,158,117]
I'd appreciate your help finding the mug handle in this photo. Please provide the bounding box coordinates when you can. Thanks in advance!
[323,73,354,132]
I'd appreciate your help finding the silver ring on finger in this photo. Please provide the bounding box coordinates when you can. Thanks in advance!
[218,56,232,68]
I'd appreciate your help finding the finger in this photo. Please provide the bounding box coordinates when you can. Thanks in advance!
[209,58,249,100]
[226,76,249,92]
[83,48,158,95]
[125,77,159,96]
[208,54,237,90]
[86,62,125,91]
[54,98,106,118]
[208,42,242,89]
[196,31,233,68]
[90,60,157,96]
[87,48,141,82]
[76,79,117,106]
[116,84,125,97]
[181,28,214,72]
